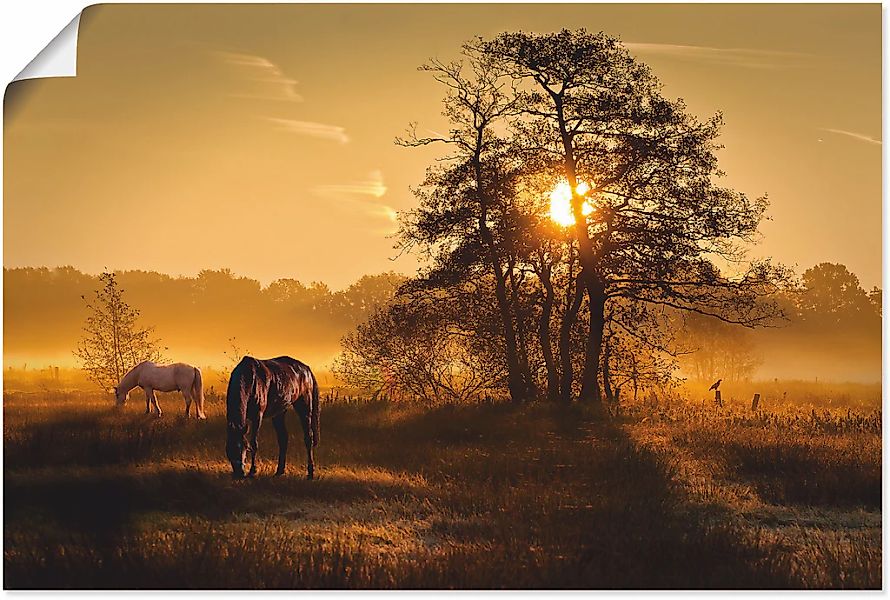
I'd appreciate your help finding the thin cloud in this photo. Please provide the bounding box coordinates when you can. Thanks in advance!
[265,117,350,144]
[625,42,812,69]
[314,171,396,225]
[313,170,386,198]
[218,53,346,142]
[314,170,387,198]
[217,51,303,102]
[820,128,882,146]
[363,204,398,225]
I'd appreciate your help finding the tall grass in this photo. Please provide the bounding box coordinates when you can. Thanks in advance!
[3,392,881,589]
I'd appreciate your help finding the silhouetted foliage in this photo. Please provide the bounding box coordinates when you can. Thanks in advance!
[372,29,790,404]
[798,263,878,326]
[477,29,789,403]
[73,271,165,390]
[334,283,507,403]
[396,50,532,403]
[676,264,882,384]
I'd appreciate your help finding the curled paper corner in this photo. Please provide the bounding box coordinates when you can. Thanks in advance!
[13,12,82,82]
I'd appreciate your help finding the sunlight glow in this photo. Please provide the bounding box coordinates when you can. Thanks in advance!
[549,181,593,227]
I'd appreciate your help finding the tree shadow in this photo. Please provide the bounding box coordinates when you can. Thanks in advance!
[4,462,428,540]
[4,402,855,588]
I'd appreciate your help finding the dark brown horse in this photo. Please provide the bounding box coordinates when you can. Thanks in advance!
[225,356,320,479]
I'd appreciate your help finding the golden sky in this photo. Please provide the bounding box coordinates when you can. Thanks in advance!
[4,3,881,289]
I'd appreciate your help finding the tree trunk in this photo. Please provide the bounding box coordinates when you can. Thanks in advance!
[578,280,607,406]
[558,275,584,403]
[538,268,560,402]
[601,334,614,403]
[506,257,535,398]
[478,215,526,404]
[494,268,526,403]
[111,299,123,383]
[553,94,606,408]
[472,137,526,405]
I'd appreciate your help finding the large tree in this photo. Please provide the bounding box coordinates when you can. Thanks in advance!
[397,50,534,403]
[480,29,786,405]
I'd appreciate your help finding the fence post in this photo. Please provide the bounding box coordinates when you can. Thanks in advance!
[714,389,723,408]
[751,393,761,411]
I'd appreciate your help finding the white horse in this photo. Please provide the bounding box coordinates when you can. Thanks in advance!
[114,361,206,419]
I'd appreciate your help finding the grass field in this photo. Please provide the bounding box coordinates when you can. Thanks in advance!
[3,387,881,589]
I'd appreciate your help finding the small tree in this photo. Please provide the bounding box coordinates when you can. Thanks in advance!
[74,270,164,390]
[221,336,252,381]
[334,287,507,404]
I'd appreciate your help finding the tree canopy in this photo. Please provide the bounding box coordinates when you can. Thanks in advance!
[359,29,790,405]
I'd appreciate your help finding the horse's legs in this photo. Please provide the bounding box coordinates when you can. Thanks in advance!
[183,390,192,419]
[144,387,151,414]
[272,414,288,476]
[247,412,262,477]
[150,389,162,417]
[295,402,314,480]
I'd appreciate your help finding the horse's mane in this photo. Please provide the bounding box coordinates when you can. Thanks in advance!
[118,361,150,391]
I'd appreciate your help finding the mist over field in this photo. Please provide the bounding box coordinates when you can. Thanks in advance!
[3,264,880,385]
[3,267,404,375]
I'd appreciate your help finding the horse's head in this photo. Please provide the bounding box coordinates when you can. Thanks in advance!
[113,386,129,406]
[226,423,248,478]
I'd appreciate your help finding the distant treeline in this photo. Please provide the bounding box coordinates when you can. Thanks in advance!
[4,266,405,370]
[2,263,881,384]
[747,263,881,383]
[680,262,881,383]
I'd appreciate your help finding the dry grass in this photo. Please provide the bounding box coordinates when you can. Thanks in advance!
[622,393,881,591]
[3,390,881,589]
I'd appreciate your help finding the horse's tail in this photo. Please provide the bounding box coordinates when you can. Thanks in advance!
[192,367,206,419]
[311,373,320,447]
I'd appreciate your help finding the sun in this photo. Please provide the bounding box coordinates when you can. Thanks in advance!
[549,180,593,227]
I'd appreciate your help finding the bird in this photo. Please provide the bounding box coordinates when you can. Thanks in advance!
[708,379,722,392]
